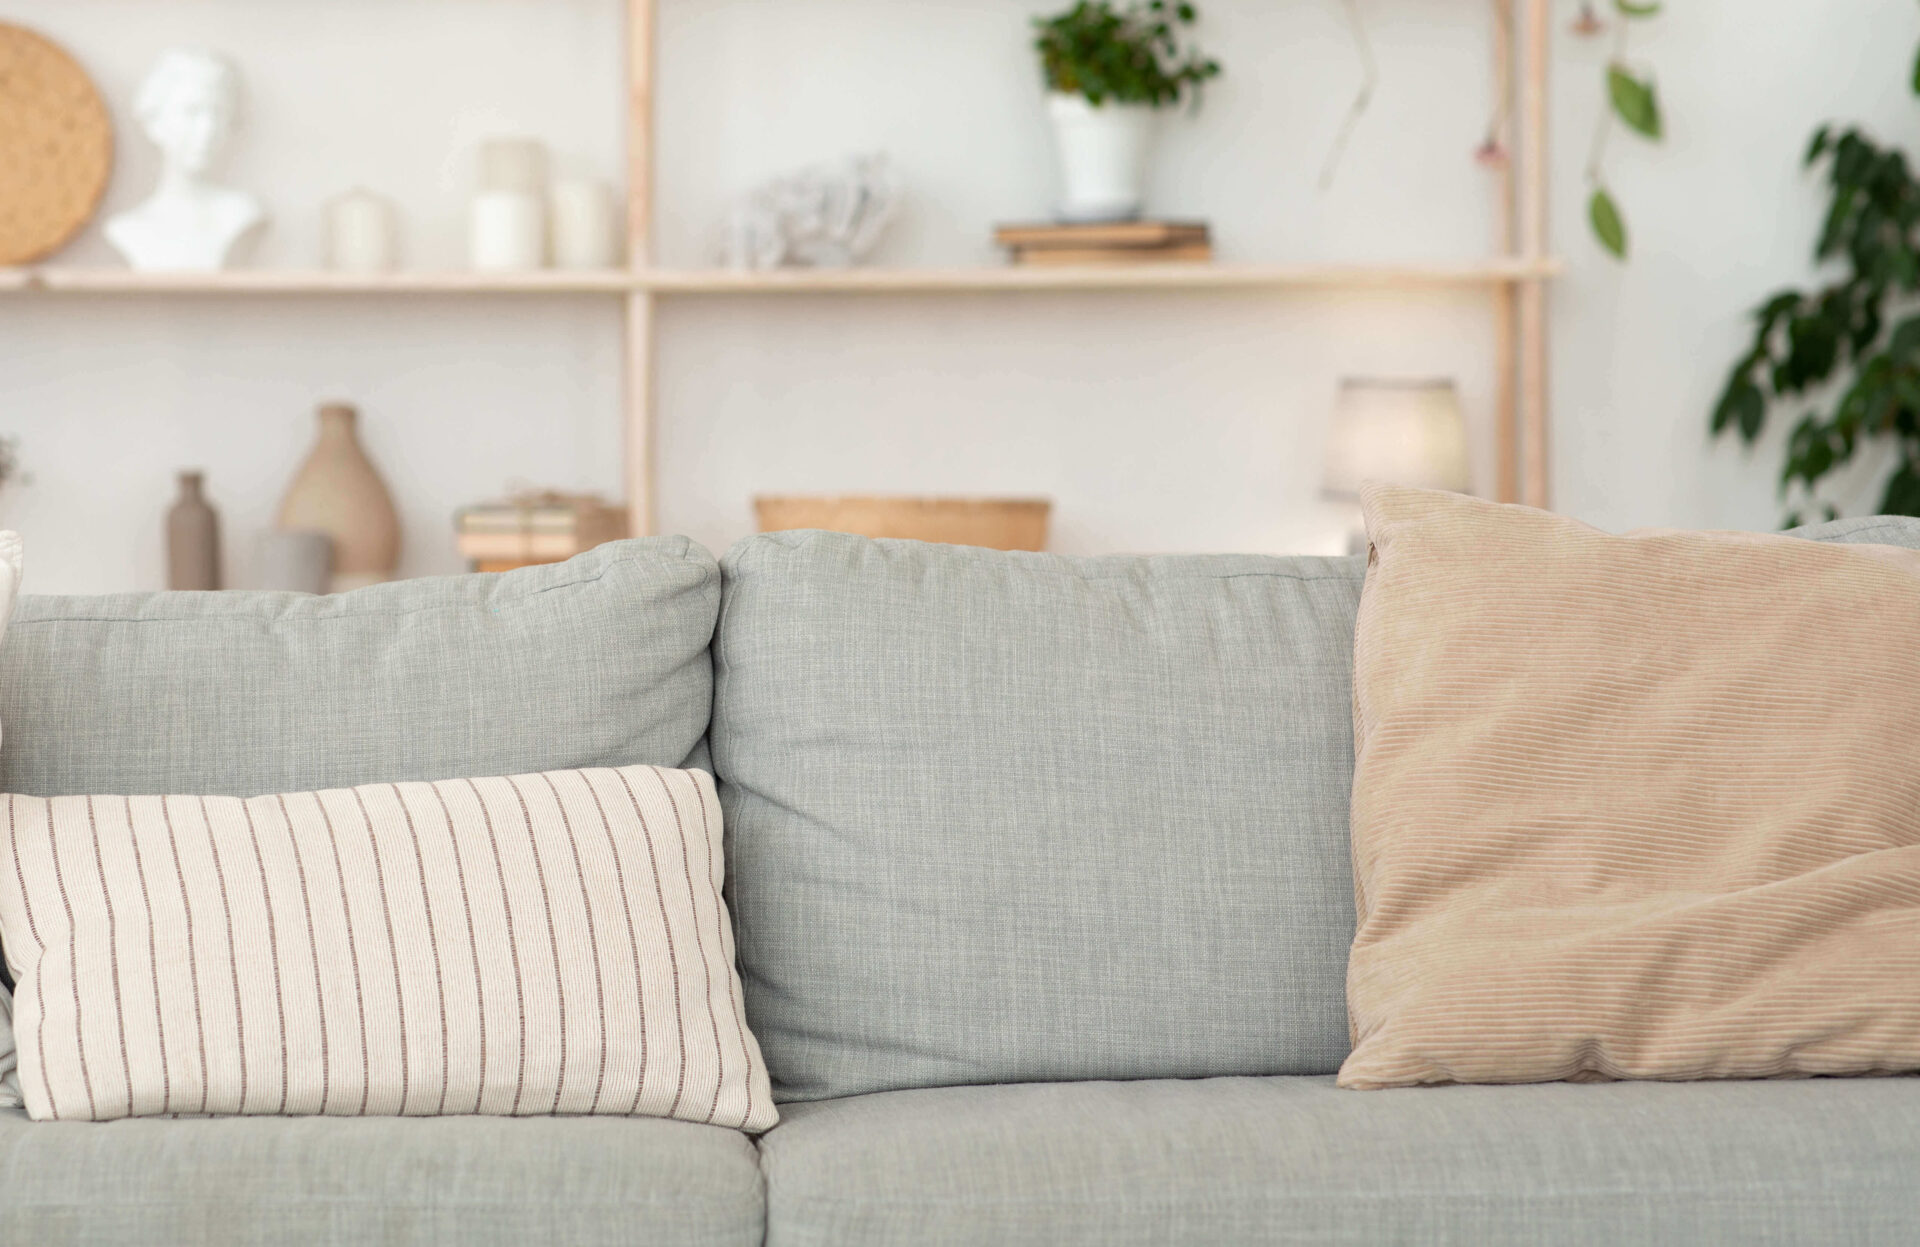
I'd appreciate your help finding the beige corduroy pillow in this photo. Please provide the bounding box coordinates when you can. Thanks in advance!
[1340,484,1920,1090]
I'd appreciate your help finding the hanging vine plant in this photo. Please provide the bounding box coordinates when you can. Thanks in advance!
[1320,0,1668,262]
[1573,1,1666,259]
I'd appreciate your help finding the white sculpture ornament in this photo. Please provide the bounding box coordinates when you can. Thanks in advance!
[724,153,899,271]
[105,49,267,272]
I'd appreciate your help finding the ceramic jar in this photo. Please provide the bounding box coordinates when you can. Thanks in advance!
[276,403,400,592]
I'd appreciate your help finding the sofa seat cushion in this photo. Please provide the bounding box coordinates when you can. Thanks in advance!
[757,1074,1920,1246]
[0,1105,763,1247]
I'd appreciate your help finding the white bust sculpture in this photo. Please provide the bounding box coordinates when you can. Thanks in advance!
[105,49,267,271]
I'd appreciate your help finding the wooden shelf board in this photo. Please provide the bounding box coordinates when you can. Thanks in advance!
[1,259,1560,297]
[2,268,634,294]
[642,259,1561,293]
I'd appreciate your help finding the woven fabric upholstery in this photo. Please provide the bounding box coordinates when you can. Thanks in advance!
[758,1074,1920,1246]
[714,531,1366,1100]
[0,536,719,799]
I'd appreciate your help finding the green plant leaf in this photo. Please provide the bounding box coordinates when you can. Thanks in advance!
[1912,41,1920,95]
[1589,188,1628,258]
[1613,0,1661,15]
[1607,65,1662,140]
[1805,125,1831,166]
[1889,313,1920,359]
[1882,462,1920,514]
[1712,374,1765,441]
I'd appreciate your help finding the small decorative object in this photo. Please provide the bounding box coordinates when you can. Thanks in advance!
[0,22,113,265]
[165,470,221,590]
[469,137,547,271]
[723,153,898,271]
[754,496,1051,552]
[105,48,266,272]
[257,529,334,594]
[995,218,1209,265]
[277,402,401,592]
[324,187,398,272]
[549,178,617,269]
[1031,1,1220,223]
[455,489,628,572]
[1322,379,1470,554]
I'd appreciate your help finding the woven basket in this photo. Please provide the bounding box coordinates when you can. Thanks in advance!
[754,495,1051,551]
[0,22,113,266]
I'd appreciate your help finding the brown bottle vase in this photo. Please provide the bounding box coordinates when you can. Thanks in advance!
[276,402,401,592]
[166,470,221,590]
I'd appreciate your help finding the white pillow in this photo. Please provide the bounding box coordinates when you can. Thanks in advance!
[0,532,22,1112]
[0,761,775,1129]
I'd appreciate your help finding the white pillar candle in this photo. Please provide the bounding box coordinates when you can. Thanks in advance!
[325,188,398,272]
[550,178,617,269]
[469,137,548,271]
[469,192,545,270]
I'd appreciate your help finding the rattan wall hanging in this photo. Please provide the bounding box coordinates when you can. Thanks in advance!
[0,22,113,266]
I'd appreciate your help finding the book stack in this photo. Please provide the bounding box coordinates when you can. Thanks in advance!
[994,220,1212,266]
[455,491,629,572]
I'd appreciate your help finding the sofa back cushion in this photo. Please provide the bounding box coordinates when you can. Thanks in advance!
[0,538,719,798]
[713,532,1367,1100]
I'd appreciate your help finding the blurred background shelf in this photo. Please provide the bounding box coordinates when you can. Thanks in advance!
[644,259,1561,294]
[0,268,635,294]
[0,259,1561,297]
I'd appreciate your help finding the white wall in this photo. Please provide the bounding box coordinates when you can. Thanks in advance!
[0,0,1912,593]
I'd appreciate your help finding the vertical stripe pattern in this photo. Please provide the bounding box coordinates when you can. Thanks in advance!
[0,767,775,1131]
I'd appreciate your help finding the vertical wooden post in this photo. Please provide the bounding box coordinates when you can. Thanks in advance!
[1518,0,1551,510]
[1491,0,1519,504]
[624,0,657,537]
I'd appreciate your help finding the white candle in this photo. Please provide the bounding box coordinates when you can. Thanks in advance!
[550,178,617,269]
[469,191,545,270]
[326,188,397,272]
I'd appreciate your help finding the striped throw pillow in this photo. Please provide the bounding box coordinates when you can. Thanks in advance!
[1341,483,1920,1089]
[0,765,775,1129]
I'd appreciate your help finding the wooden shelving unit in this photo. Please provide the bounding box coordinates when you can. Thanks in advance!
[2,258,1559,296]
[2,268,634,294]
[5,0,1557,535]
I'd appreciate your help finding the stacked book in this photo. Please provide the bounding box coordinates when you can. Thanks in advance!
[994,220,1212,266]
[455,491,629,572]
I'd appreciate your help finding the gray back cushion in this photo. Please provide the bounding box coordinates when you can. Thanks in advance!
[0,537,719,797]
[714,514,1920,1103]
[714,532,1367,1100]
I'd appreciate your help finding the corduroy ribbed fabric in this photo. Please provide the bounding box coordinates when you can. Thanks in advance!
[1341,484,1920,1090]
[0,765,775,1130]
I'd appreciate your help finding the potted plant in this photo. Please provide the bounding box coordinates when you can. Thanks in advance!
[1032,0,1220,222]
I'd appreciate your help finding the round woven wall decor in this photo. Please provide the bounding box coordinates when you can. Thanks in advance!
[0,22,113,266]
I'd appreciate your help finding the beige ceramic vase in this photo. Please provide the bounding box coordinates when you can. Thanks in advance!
[277,402,400,591]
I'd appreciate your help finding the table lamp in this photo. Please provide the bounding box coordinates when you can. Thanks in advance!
[1323,378,1470,553]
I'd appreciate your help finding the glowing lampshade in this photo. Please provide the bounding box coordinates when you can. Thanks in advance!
[1322,378,1471,497]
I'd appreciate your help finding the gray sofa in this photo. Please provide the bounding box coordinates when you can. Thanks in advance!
[0,522,1916,1246]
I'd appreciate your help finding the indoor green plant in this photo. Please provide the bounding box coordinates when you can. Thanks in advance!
[1031,0,1220,222]
[1711,42,1920,522]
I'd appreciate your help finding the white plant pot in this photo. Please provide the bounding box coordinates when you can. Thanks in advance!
[1046,92,1156,223]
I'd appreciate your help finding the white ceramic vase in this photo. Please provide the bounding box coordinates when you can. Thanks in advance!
[1045,92,1156,223]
